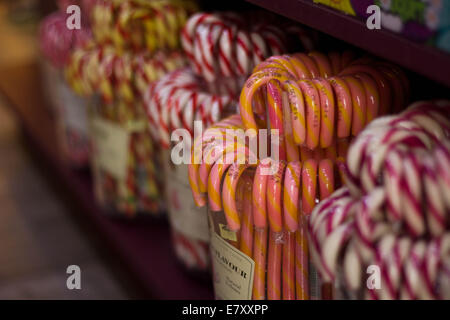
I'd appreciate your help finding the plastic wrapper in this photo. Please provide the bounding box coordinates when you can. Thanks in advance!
[90,99,164,217]
[205,157,344,300]
[161,150,210,273]
[144,69,238,272]
[308,101,450,300]
[41,60,91,167]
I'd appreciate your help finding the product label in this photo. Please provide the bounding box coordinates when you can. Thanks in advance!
[210,232,255,300]
[219,224,238,242]
[163,151,209,242]
[90,117,130,180]
[313,0,356,16]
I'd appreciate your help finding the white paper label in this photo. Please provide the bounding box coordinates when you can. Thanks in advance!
[90,117,129,180]
[211,232,255,300]
[163,152,209,242]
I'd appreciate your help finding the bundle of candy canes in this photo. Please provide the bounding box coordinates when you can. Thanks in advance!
[90,100,162,216]
[186,50,410,299]
[181,12,316,83]
[63,17,187,216]
[39,7,93,167]
[239,51,410,154]
[144,68,235,148]
[309,101,450,299]
[65,45,183,215]
[188,114,353,299]
[65,44,185,103]
[143,67,237,270]
[39,10,92,69]
[90,0,196,52]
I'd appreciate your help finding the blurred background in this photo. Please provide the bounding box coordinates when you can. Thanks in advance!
[0,0,449,301]
[0,0,131,299]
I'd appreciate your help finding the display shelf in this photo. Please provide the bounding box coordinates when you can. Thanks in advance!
[247,0,450,87]
[0,63,214,300]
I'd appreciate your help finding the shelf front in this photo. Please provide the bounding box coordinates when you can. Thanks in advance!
[247,0,450,87]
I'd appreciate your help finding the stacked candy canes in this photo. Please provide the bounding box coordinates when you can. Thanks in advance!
[89,100,163,216]
[142,67,236,271]
[64,0,194,216]
[309,101,450,299]
[39,10,91,69]
[145,11,315,272]
[188,114,351,299]
[65,46,184,216]
[90,0,196,52]
[181,12,316,83]
[65,45,185,103]
[239,52,409,154]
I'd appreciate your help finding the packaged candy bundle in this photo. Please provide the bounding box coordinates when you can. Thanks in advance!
[144,68,236,270]
[90,0,196,52]
[144,12,318,273]
[181,11,316,89]
[39,10,92,167]
[189,114,350,299]
[89,99,163,216]
[188,50,410,299]
[309,101,450,300]
[65,42,185,216]
[61,0,196,216]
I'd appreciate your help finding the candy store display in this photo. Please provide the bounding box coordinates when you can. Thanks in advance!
[91,0,196,52]
[39,8,93,167]
[187,50,411,299]
[144,68,235,271]
[25,0,450,301]
[239,51,410,148]
[309,101,450,299]
[65,45,185,216]
[181,12,316,84]
[143,11,317,272]
[63,0,194,217]
[188,115,350,299]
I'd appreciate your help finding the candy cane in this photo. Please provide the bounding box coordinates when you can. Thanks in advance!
[182,12,316,82]
[239,51,408,159]
[309,101,450,299]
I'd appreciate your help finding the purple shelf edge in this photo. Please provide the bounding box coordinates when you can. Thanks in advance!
[247,0,450,87]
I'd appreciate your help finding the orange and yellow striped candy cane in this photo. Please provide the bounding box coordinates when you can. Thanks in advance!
[298,79,321,150]
[313,78,335,148]
[302,158,318,215]
[252,227,268,300]
[283,231,296,300]
[239,69,293,131]
[267,231,282,300]
[239,174,254,257]
[222,163,254,231]
[283,161,301,233]
[267,161,286,233]
[343,75,367,136]
[328,76,352,138]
